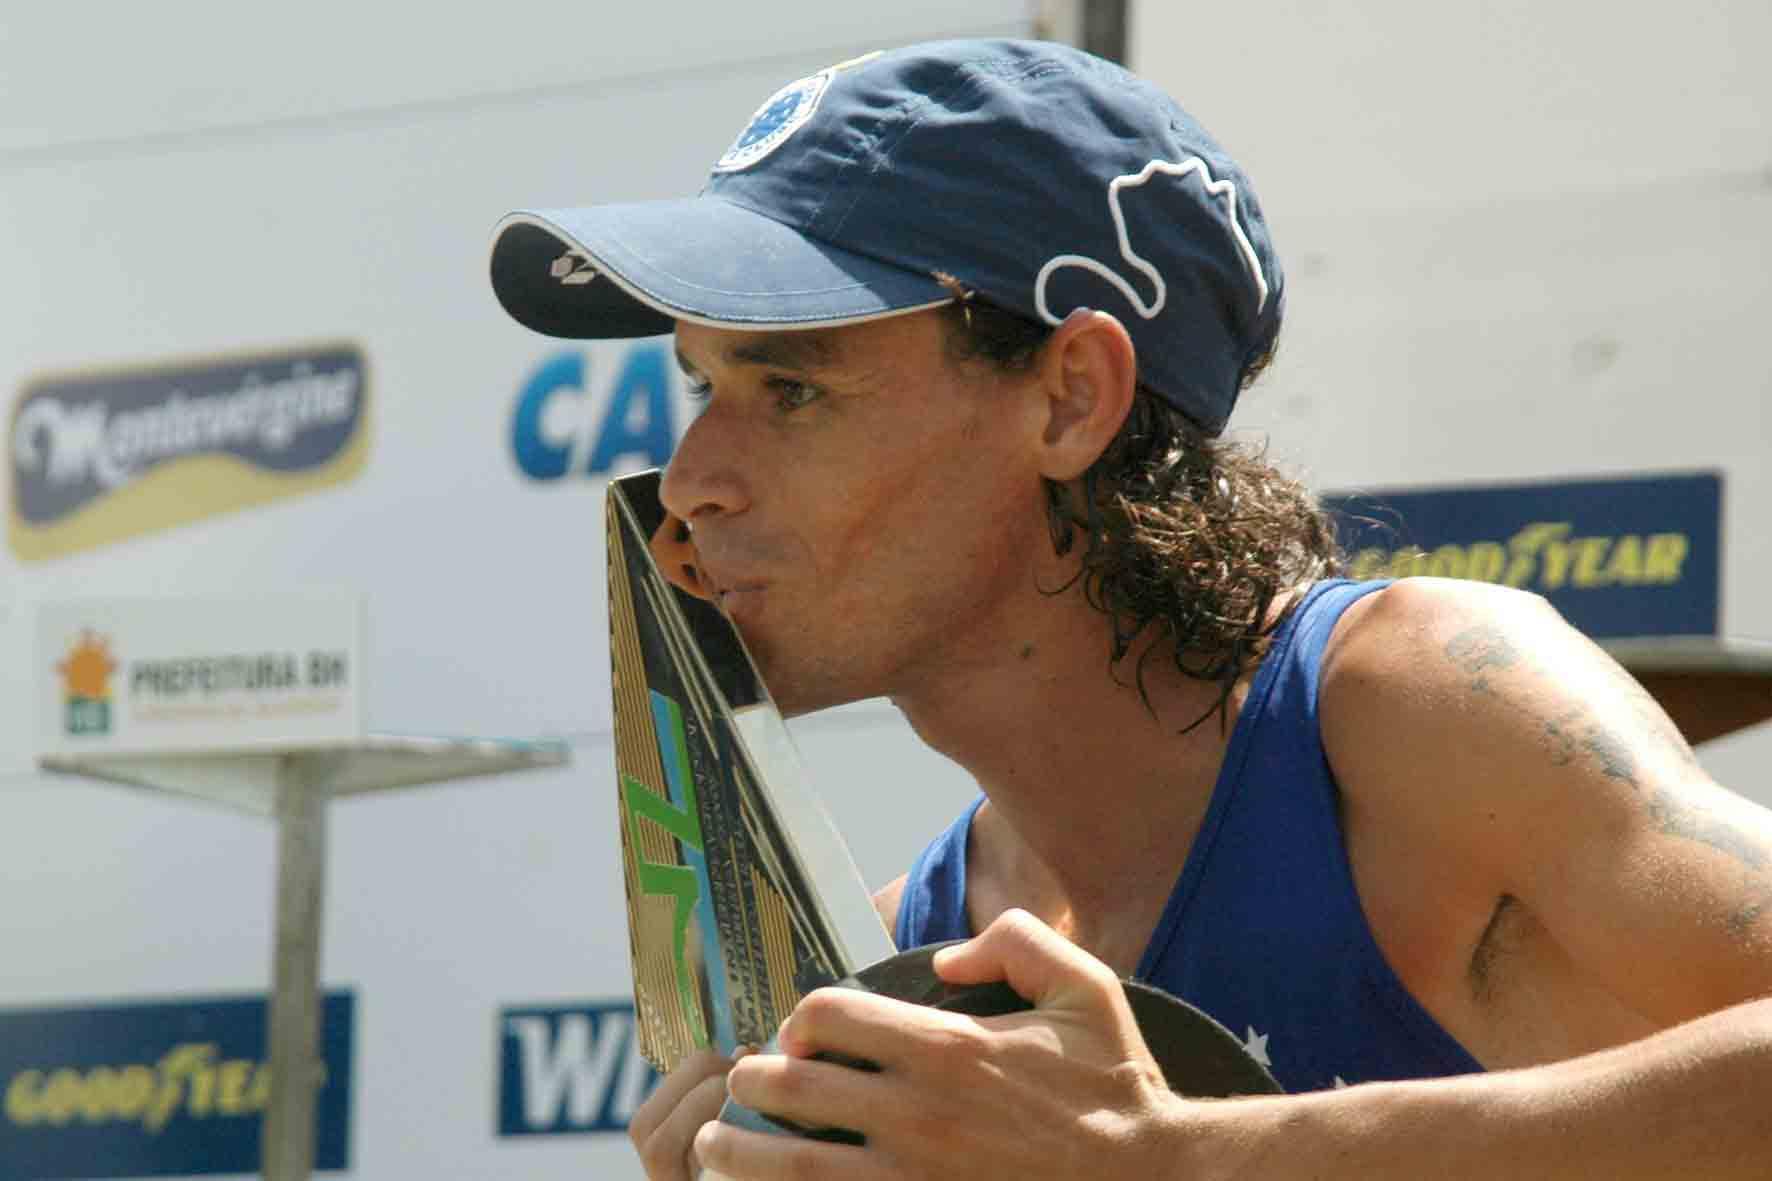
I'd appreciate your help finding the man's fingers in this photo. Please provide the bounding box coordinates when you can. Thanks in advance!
[630,1050,736,1180]
[932,908,1120,1013]
[694,1115,876,1181]
[726,1051,897,1138]
[777,986,974,1069]
[630,1049,731,1145]
[637,1072,731,1180]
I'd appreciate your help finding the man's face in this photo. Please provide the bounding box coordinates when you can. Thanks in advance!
[658,310,1050,717]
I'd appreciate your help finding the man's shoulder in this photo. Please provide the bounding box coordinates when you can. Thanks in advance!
[872,873,907,939]
[1315,575,1572,819]
[1319,576,1561,695]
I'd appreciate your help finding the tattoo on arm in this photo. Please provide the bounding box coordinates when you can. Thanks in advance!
[1445,624,1518,690]
[1644,795,1767,870]
[1442,618,1772,940]
[1542,707,1583,766]
[1587,734,1772,937]
[1620,674,1701,767]
[1728,895,1767,938]
[1581,726,1637,785]
[1446,625,1601,770]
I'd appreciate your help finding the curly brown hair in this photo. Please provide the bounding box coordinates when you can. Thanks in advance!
[939,294,1343,728]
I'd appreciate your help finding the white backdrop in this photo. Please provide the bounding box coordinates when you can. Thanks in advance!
[1131,0,1772,803]
[0,4,1024,1178]
[2,3,1767,1178]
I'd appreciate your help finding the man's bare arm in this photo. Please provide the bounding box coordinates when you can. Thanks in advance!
[1162,997,1772,1180]
[1235,575,1772,1178]
[1322,578,1772,1025]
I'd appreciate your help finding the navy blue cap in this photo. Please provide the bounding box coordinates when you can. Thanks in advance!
[489,39,1282,435]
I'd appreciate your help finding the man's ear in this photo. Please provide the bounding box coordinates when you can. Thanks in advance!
[1033,309,1137,481]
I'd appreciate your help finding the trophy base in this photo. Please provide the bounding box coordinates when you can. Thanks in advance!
[716,941,1283,1148]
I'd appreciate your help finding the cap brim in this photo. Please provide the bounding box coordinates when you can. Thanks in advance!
[489,197,952,340]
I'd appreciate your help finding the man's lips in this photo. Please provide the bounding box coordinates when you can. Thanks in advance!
[692,553,772,604]
[647,513,777,607]
[708,578,767,618]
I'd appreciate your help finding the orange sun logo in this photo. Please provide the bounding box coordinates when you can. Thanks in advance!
[58,631,116,736]
[59,631,116,701]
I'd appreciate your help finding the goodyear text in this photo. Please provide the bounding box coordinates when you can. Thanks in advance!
[1346,521,1690,591]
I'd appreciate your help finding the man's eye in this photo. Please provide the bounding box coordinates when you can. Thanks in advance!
[684,377,713,403]
[767,377,821,412]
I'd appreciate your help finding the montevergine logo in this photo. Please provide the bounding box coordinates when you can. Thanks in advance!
[8,344,369,561]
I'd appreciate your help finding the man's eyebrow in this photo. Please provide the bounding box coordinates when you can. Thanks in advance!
[675,331,845,382]
[725,332,843,371]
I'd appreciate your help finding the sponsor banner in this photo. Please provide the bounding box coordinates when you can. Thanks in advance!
[497,1001,660,1136]
[1324,471,1721,639]
[8,343,370,561]
[509,342,688,484]
[0,991,353,1179]
[36,594,363,758]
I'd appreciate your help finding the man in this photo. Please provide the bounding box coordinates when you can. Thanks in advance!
[490,39,1772,1179]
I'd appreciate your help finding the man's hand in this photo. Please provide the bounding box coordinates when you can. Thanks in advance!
[693,910,1192,1180]
[630,1048,747,1180]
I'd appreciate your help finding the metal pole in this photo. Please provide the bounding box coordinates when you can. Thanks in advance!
[1083,0,1129,64]
[1033,2,1128,63]
[262,752,335,1181]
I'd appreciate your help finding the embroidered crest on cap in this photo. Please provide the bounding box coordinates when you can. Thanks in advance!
[714,69,831,173]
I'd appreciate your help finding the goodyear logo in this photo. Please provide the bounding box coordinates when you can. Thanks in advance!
[0,992,352,1179]
[1343,522,1691,590]
[1325,472,1721,640]
[510,344,684,482]
[497,1001,661,1136]
[8,344,369,561]
[6,1042,281,1131]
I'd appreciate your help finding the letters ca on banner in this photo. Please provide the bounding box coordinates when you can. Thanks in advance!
[497,1001,661,1136]
[1323,472,1722,640]
[0,992,353,1179]
[8,343,370,561]
[509,343,687,483]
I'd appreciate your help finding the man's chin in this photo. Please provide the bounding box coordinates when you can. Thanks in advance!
[741,631,865,718]
[750,660,839,720]
[740,641,801,715]
[755,667,821,719]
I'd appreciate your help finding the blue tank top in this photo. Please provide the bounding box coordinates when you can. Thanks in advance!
[894,579,1483,1092]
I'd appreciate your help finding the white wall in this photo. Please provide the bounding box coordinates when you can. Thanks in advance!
[1130,0,1772,802]
[4,4,1765,1175]
[0,4,1024,1178]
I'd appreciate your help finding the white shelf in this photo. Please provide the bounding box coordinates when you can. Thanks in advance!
[38,733,570,816]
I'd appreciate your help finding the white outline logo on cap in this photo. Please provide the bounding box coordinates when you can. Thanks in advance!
[1034,157,1269,325]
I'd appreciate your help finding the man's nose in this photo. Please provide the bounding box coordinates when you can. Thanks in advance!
[658,406,750,525]
[653,410,749,601]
